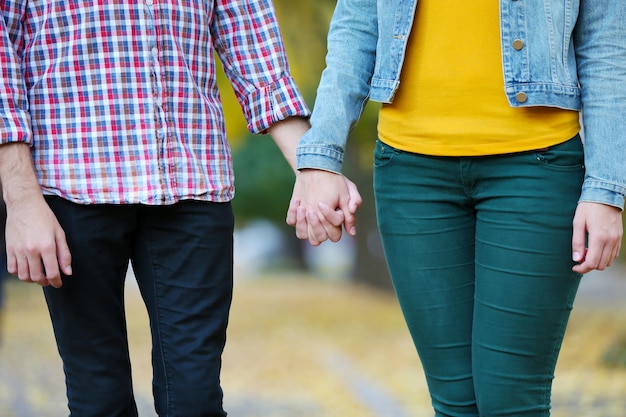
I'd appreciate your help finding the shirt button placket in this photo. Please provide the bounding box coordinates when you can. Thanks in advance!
[146,1,167,144]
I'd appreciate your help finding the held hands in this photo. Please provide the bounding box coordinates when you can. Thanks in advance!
[286,169,362,246]
[572,201,623,274]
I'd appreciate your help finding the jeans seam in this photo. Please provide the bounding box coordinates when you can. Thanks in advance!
[542,280,579,416]
[146,226,172,416]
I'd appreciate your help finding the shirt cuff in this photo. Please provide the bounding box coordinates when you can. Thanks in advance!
[0,109,33,146]
[243,76,311,134]
[296,143,344,174]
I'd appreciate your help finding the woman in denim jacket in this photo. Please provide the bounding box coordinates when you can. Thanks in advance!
[288,0,625,415]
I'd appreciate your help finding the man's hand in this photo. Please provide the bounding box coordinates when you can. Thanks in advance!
[0,143,72,287]
[5,196,71,288]
[572,201,623,274]
[286,169,362,246]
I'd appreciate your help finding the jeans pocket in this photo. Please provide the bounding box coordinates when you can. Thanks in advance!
[374,139,402,168]
[534,134,585,171]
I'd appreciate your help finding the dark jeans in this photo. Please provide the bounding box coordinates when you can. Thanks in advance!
[374,136,584,416]
[43,197,234,417]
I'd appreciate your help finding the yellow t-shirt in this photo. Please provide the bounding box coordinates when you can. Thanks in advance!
[377,0,580,156]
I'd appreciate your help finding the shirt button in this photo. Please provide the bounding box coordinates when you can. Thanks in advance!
[512,39,525,50]
[145,0,153,4]
[151,47,159,57]
[516,92,528,103]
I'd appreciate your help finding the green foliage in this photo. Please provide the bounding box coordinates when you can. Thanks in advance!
[231,135,295,226]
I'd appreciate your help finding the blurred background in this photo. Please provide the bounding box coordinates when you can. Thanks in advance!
[1,1,625,416]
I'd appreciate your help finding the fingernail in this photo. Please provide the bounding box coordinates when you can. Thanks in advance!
[572,251,581,262]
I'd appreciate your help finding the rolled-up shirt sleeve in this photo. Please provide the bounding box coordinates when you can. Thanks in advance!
[211,0,310,134]
[0,6,32,145]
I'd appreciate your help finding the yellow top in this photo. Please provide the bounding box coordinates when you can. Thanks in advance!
[377,0,580,156]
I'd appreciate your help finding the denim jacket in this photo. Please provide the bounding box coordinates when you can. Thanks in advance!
[297,0,626,209]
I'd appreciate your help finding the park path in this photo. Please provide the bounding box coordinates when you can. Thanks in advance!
[1,266,625,417]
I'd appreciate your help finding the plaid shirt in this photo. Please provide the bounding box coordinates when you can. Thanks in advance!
[0,0,309,205]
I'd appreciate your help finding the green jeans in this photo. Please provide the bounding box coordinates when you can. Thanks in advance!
[373,135,584,417]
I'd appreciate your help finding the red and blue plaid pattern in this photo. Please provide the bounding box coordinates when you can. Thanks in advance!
[0,0,309,204]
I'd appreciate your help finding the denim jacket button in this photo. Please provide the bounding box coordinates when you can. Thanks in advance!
[512,39,525,50]
[515,92,528,103]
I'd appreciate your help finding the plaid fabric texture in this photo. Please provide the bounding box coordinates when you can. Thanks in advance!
[0,0,309,204]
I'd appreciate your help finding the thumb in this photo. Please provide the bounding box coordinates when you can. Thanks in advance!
[346,180,363,214]
[571,214,587,263]
[56,229,73,276]
[342,206,357,236]
[286,198,301,226]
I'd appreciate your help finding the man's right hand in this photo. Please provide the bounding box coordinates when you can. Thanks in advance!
[5,196,71,288]
[0,143,72,288]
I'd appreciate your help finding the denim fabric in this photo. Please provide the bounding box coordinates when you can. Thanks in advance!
[42,197,233,417]
[373,136,584,416]
[296,0,626,209]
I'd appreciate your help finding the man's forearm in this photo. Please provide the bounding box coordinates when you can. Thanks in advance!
[267,116,310,174]
[0,142,43,206]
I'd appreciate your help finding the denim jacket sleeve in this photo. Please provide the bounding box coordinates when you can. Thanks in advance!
[574,0,626,209]
[296,0,378,173]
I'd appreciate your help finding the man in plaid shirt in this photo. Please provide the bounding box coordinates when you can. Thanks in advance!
[0,1,342,416]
